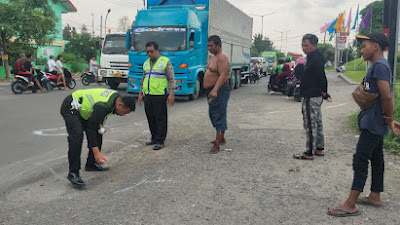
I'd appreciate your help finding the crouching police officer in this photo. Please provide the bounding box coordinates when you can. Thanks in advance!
[61,88,135,188]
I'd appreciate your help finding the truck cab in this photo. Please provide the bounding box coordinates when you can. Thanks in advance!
[98,33,129,89]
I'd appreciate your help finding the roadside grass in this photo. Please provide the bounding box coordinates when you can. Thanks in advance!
[345,57,367,71]
[343,71,365,83]
[348,86,400,155]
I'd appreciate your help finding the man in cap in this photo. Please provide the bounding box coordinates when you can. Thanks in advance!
[328,32,400,217]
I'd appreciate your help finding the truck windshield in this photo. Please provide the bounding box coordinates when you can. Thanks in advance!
[131,27,187,52]
[102,35,128,55]
[265,57,276,63]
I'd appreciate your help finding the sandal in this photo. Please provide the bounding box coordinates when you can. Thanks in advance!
[327,207,361,217]
[356,197,382,207]
[293,154,314,160]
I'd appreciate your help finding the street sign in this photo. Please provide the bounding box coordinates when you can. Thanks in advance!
[338,36,347,44]
[338,43,346,50]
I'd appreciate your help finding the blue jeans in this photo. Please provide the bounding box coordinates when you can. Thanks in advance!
[206,83,230,131]
[351,129,384,192]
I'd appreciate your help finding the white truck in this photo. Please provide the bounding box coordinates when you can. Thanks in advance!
[98,33,129,89]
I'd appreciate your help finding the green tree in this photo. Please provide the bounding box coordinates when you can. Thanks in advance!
[359,1,383,36]
[251,33,274,57]
[63,24,72,41]
[317,43,335,63]
[65,32,99,62]
[0,0,58,78]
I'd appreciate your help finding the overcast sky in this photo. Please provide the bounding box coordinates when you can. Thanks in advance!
[63,0,376,54]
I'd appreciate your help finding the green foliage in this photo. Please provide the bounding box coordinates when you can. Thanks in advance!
[344,71,365,82]
[317,43,335,63]
[359,1,384,36]
[34,57,48,66]
[61,52,86,73]
[65,32,99,61]
[344,57,367,71]
[276,51,285,59]
[251,34,274,57]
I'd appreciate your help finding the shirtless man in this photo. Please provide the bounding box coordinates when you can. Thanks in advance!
[203,35,230,154]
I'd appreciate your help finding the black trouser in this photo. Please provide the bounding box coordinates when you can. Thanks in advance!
[144,95,168,144]
[351,129,384,193]
[60,95,103,173]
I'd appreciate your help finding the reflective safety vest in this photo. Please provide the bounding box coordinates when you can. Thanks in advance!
[142,56,169,95]
[72,88,117,120]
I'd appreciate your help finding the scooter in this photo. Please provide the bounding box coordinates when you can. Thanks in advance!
[45,68,76,90]
[81,69,107,86]
[11,70,51,94]
[268,73,290,95]
[249,68,260,83]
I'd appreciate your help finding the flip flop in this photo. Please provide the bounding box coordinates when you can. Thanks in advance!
[293,154,314,160]
[356,197,382,207]
[315,152,325,156]
[327,207,361,217]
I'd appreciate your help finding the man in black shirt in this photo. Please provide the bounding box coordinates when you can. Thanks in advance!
[294,34,332,160]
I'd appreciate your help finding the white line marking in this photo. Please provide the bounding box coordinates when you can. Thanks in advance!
[103,140,127,145]
[326,102,349,109]
[114,177,148,194]
[40,155,67,164]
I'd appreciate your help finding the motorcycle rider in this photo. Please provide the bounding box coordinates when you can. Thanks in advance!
[24,54,45,93]
[271,57,292,93]
[89,56,101,85]
[55,55,69,90]
[14,53,34,87]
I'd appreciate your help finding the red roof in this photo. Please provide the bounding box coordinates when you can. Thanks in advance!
[60,0,77,12]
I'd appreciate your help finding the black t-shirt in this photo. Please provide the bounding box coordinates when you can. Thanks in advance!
[23,60,32,72]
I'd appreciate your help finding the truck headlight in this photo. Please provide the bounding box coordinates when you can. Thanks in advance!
[128,77,136,82]
[100,70,107,76]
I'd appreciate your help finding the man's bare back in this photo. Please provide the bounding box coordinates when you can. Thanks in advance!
[203,52,229,89]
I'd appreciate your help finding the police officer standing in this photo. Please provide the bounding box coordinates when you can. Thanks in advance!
[61,88,136,188]
[138,42,176,151]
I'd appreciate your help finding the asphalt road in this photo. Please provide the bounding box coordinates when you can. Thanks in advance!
[1,73,400,225]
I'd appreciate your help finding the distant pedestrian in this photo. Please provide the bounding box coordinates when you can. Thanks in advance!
[293,34,331,160]
[61,88,135,188]
[137,41,176,151]
[203,35,230,154]
[89,56,101,85]
[328,32,400,217]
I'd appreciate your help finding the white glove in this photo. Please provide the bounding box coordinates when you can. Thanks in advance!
[70,98,81,110]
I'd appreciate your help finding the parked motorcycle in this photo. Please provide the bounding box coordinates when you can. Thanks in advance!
[81,69,107,86]
[11,70,51,94]
[336,65,345,73]
[46,68,76,90]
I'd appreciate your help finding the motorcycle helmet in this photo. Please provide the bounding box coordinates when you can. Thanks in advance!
[285,56,292,62]
[297,57,306,65]
[278,58,285,64]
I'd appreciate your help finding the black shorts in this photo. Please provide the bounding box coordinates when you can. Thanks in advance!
[50,70,58,75]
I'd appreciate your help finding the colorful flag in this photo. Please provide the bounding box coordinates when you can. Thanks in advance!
[327,18,338,35]
[347,8,352,32]
[334,12,345,32]
[352,5,359,30]
[329,33,334,41]
[359,6,372,29]
[320,19,335,33]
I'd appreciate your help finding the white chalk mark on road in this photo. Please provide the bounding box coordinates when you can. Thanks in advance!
[114,177,148,194]
[103,140,127,145]
[33,127,67,136]
[37,163,65,180]
[326,102,349,109]
[40,155,67,164]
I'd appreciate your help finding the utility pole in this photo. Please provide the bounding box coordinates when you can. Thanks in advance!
[91,13,95,38]
[100,15,103,40]
[274,29,290,52]
[252,12,275,36]
[383,0,399,93]
[143,0,146,9]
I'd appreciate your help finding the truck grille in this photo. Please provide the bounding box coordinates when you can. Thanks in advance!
[110,61,129,69]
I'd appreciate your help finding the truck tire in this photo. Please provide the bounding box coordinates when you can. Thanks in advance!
[229,70,235,90]
[189,77,201,101]
[108,79,120,90]
[234,70,241,89]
